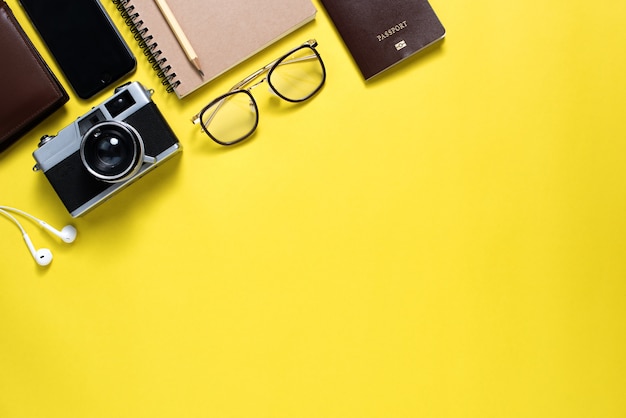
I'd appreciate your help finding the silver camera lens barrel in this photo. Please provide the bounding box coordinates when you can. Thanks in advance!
[80,121,145,183]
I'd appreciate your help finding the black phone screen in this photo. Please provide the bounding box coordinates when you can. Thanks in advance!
[20,0,136,99]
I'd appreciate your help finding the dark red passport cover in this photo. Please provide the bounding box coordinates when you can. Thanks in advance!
[321,0,445,79]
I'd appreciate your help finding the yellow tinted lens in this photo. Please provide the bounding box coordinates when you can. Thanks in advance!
[202,91,257,144]
[269,47,324,101]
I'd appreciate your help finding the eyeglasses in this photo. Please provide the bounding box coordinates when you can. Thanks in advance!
[191,39,326,146]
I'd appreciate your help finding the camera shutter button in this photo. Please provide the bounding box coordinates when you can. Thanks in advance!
[38,135,55,147]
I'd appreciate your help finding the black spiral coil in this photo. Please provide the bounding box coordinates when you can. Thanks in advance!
[112,0,180,93]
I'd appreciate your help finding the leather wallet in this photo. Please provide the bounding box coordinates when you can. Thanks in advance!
[0,0,68,153]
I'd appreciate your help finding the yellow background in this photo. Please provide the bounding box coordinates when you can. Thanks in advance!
[1,0,625,416]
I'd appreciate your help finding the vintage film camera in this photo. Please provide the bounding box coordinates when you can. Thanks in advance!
[33,82,181,217]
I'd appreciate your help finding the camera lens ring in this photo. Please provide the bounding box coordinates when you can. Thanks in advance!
[80,121,145,183]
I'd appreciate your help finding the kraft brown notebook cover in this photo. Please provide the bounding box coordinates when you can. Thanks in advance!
[321,0,445,80]
[114,0,317,98]
[0,1,68,153]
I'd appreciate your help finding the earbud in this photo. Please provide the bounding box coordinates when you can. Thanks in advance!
[38,221,77,243]
[0,206,77,267]
[23,232,53,266]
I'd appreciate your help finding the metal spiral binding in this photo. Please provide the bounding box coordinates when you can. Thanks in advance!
[112,0,180,93]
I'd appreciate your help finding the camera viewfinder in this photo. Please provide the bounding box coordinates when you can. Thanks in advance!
[106,91,136,118]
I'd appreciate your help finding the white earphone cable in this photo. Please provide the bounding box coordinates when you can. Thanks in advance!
[0,205,77,244]
[0,207,54,266]
[0,205,46,225]
[0,207,28,235]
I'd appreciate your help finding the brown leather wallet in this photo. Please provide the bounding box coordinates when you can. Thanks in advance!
[0,0,68,153]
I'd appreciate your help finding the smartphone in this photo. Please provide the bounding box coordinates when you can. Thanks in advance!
[19,0,136,99]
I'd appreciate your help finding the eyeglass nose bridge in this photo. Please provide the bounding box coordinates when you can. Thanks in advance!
[246,76,268,93]
[231,61,274,91]
[244,75,283,101]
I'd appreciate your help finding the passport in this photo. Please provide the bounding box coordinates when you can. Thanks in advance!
[320,0,445,80]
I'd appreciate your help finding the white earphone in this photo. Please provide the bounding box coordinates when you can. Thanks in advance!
[0,206,77,267]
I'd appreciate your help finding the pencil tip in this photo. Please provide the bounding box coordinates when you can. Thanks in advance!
[192,58,204,78]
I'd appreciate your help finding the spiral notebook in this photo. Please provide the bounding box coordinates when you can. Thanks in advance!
[113,0,316,98]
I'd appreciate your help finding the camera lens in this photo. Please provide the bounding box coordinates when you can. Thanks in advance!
[80,121,144,183]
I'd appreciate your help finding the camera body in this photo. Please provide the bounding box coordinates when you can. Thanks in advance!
[33,81,181,217]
